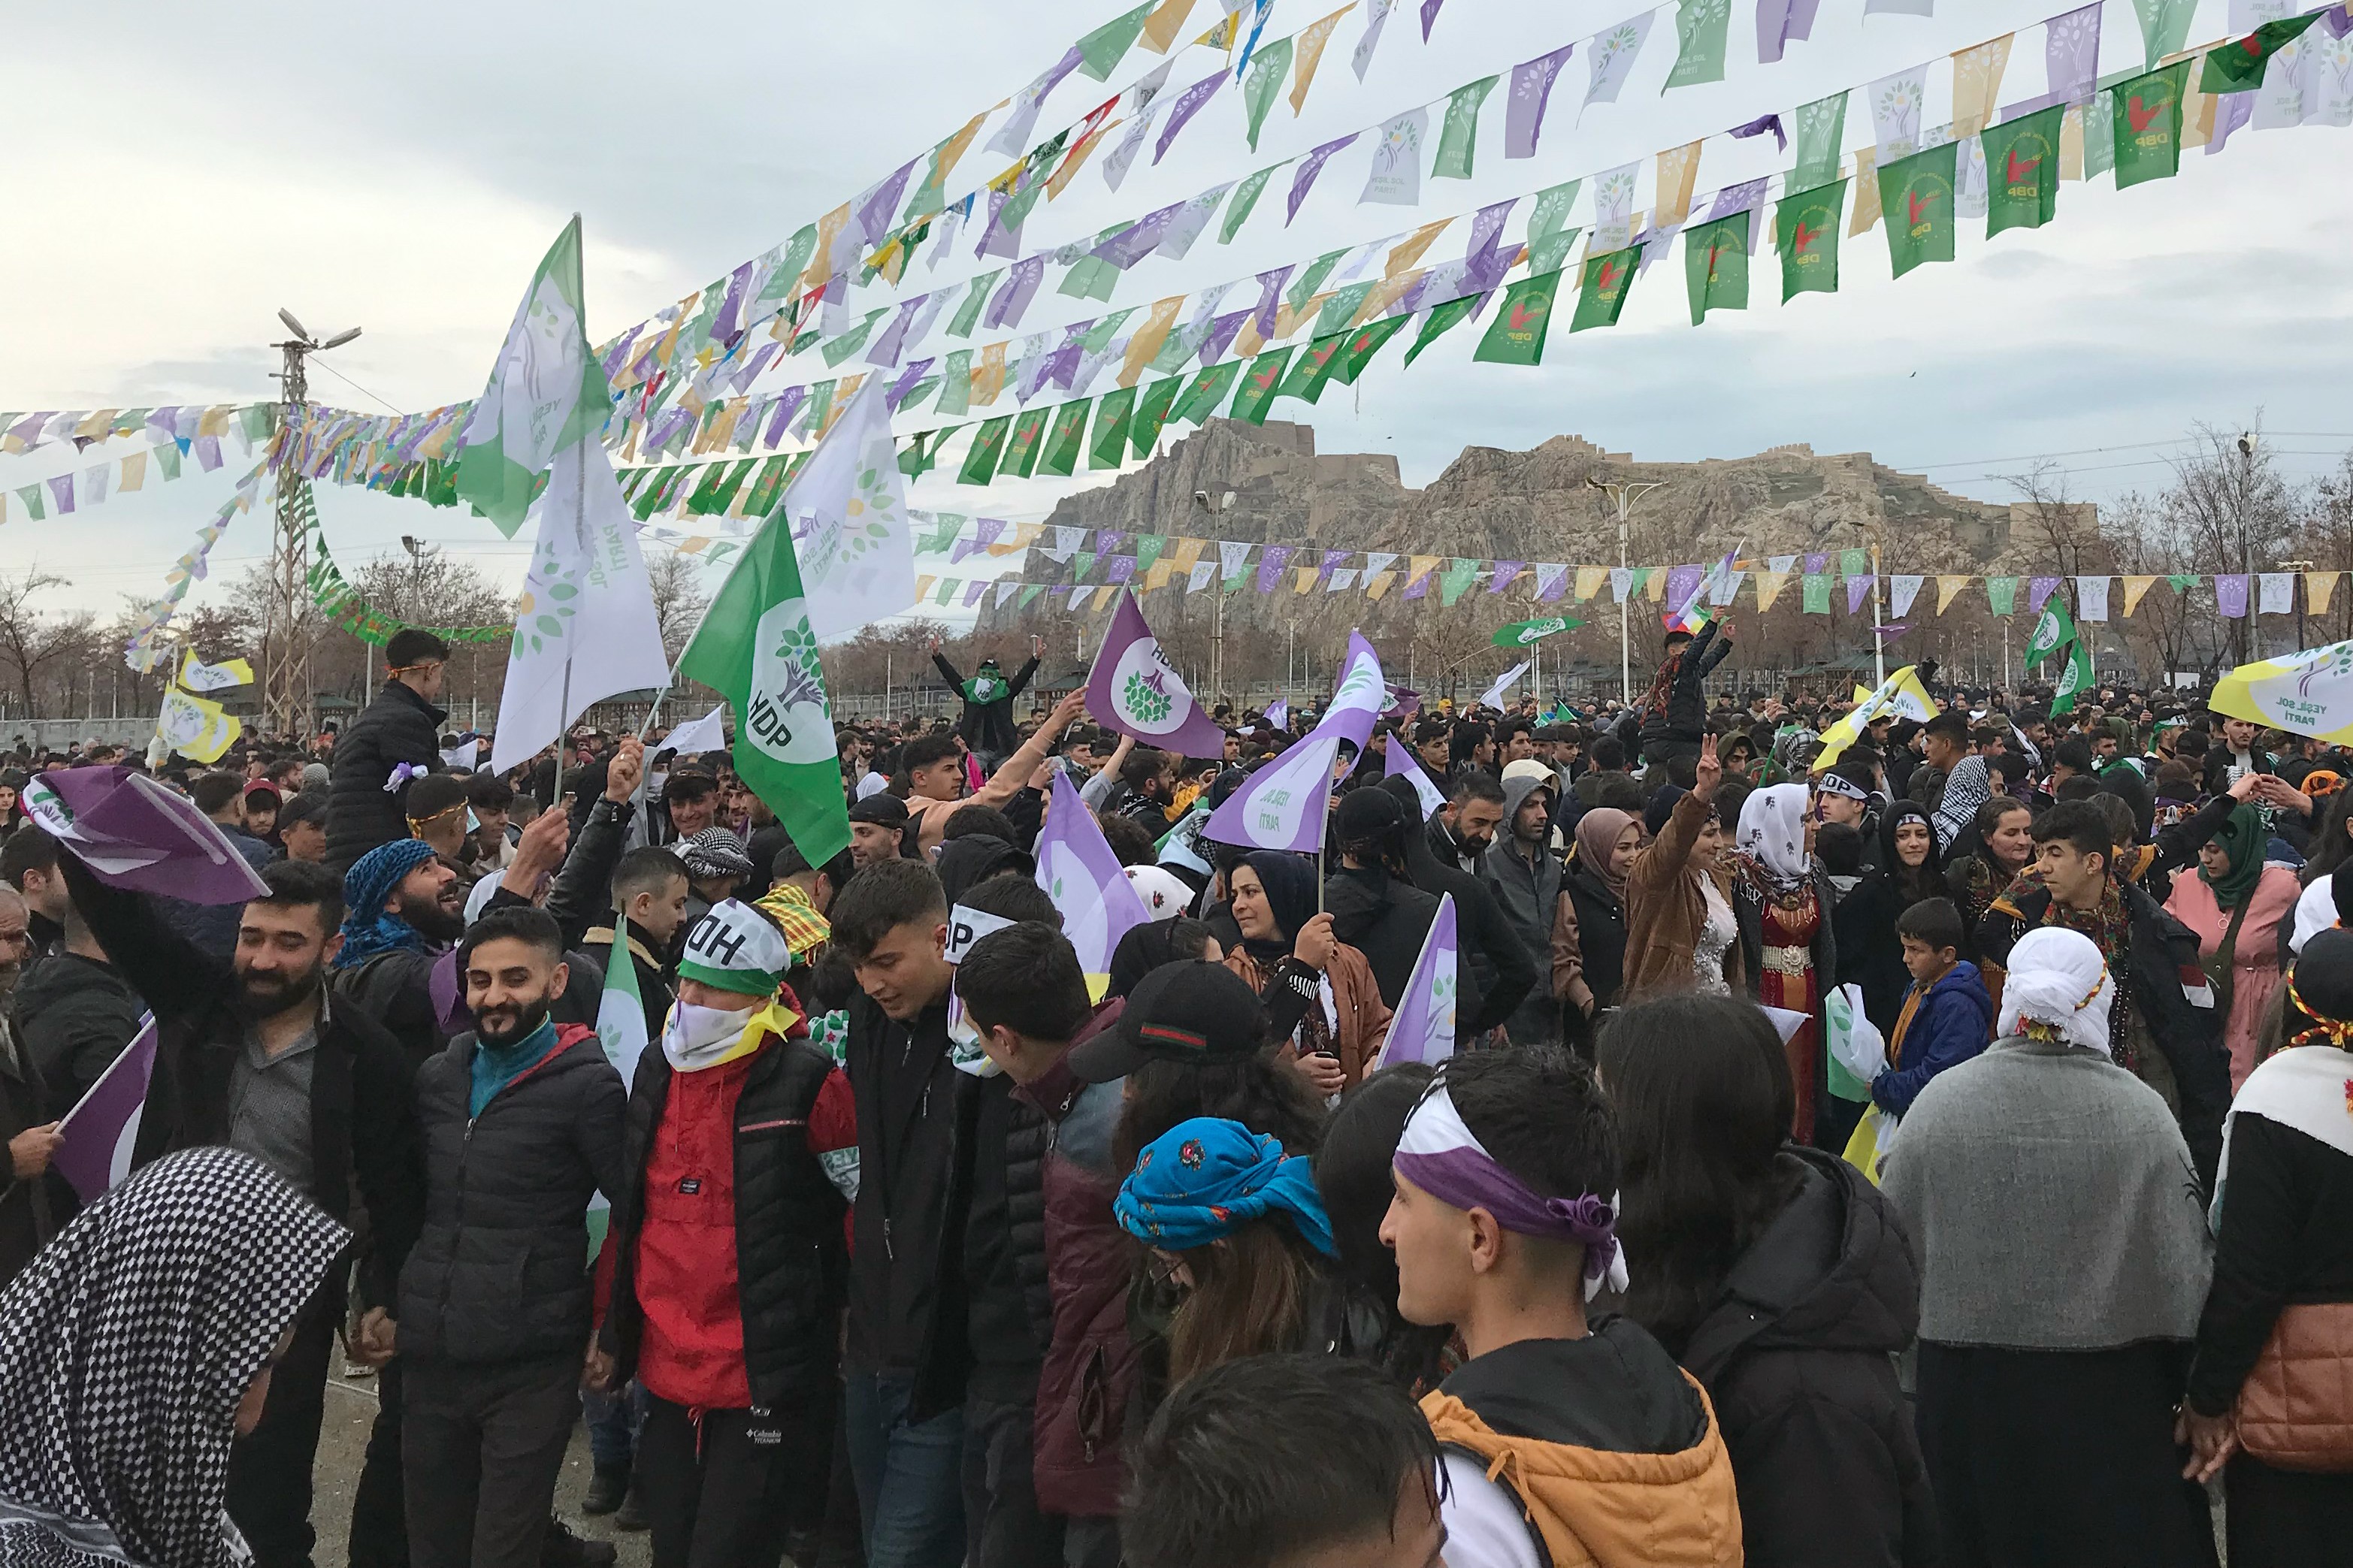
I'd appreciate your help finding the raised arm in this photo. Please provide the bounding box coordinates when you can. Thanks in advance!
[58,851,231,1030]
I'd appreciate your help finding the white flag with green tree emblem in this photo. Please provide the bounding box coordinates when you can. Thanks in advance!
[453,216,611,538]
[677,515,854,866]
[776,382,918,639]
[485,437,673,776]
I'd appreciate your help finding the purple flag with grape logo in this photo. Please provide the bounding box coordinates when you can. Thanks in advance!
[1084,589,1229,756]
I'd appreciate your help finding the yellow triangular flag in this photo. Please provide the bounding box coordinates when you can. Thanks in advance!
[1296,567,1318,594]
[1951,35,2014,139]
[1366,571,1396,600]
[1644,567,1668,603]
[1756,570,1789,612]
[1290,6,1353,113]
[1119,296,1186,388]
[1849,149,1883,234]
[1576,565,1608,602]
[1387,220,1452,277]
[2121,576,2158,618]
[1937,575,1973,614]
[2308,572,2340,618]
[1655,140,1703,229]
[1140,0,1200,52]
[119,450,147,492]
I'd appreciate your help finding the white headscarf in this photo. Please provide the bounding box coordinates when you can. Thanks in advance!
[1737,782,1812,896]
[1996,926,2116,1055]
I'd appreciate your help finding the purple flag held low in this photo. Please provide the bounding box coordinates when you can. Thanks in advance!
[1288,134,1362,222]
[1756,0,1821,64]
[1085,589,1230,757]
[24,767,270,905]
[1386,729,1447,817]
[1036,772,1154,974]
[1376,895,1458,1068]
[1155,71,1226,164]
[1263,699,1289,729]
[1205,633,1389,855]
[1505,46,1576,159]
[1846,575,1877,615]
[53,1016,158,1202]
[2027,575,2062,614]
[2215,575,2251,619]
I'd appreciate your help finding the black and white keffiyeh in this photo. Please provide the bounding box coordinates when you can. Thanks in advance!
[0,1148,347,1568]
[1930,752,1993,850]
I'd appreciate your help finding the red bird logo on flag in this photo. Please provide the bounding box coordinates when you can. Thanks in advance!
[1251,363,1281,393]
[1509,294,1548,330]
[2127,94,2164,133]
[2005,147,2042,184]
[1593,258,1621,293]
[1792,219,1822,253]
[1907,187,1934,227]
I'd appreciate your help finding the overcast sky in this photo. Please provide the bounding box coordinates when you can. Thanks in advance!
[5,0,2348,630]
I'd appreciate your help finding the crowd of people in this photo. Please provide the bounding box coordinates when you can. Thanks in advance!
[1,619,2351,1568]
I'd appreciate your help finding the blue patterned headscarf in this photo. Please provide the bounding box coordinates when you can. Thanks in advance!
[334,838,441,970]
[1115,1116,1336,1258]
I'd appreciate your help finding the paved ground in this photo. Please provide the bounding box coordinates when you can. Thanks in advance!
[313,1354,651,1568]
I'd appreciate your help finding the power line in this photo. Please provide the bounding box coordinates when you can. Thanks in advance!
[305,358,405,416]
[1894,436,2353,473]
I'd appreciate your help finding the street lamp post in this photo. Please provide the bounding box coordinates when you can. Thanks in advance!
[1193,488,1237,702]
[1586,476,1669,706]
[2237,431,2258,666]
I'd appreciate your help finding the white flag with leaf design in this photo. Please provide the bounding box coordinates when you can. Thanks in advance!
[781,382,918,639]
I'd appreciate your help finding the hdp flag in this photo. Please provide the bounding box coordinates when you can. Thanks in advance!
[1205,633,1385,854]
[1084,589,1230,756]
[53,1016,158,1202]
[453,218,611,538]
[1036,772,1155,974]
[1375,895,1458,1068]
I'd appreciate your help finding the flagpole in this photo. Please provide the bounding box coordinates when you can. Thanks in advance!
[1871,539,1887,687]
[556,212,588,805]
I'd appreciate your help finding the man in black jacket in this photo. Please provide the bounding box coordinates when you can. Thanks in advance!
[1381,775,1532,1040]
[1638,618,1733,769]
[830,858,973,1568]
[392,905,627,1568]
[327,629,450,875]
[11,831,145,1121]
[64,853,425,1568]
[930,634,1042,765]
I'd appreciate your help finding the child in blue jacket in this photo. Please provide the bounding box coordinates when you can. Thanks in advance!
[1872,896,1995,1116]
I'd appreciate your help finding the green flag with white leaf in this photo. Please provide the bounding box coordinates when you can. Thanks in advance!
[452,217,611,538]
[2025,593,2077,669]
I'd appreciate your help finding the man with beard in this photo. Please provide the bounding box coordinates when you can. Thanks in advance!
[1429,772,1506,875]
[60,853,424,1568]
[396,905,627,1568]
[331,835,505,1067]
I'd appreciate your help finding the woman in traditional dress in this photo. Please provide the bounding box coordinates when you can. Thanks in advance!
[1730,782,1839,1148]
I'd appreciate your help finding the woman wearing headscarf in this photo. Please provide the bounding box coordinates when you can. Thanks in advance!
[1730,782,1840,1148]
[1836,801,1949,1041]
[0,1147,349,1568]
[1115,1116,1344,1388]
[1223,851,1390,1092]
[1552,807,1638,1054]
[2166,793,2303,1091]
[2179,928,2353,1563]
[1883,927,2217,1568]
[1623,736,1745,999]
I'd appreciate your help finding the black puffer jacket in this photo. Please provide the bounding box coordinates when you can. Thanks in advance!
[1006,1093,1053,1354]
[1677,1146,1937,1568]
[1323,864,1439,1010]
[1383,777,1522,1034]
[603,1036,850,1407]
[398,1024,628,1364]
[326,681,446,875]
[11,950,146,1122]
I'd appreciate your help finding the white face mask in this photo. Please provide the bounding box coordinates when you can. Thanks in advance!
[662,1000,758,1071]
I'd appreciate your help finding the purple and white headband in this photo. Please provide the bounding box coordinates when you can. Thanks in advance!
[1393,1078,1630,1301]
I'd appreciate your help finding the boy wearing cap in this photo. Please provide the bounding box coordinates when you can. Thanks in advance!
[1383,1047,1741,1566]
[592,899,857,1568]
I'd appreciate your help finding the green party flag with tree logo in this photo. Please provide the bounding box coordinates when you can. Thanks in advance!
[2051,636,2095,715]
[1241,38,1294,152]
[1129,377,1183,457]
[1986,576,2020,616]
[1169,360,1243,425]
[1432,75,1499,178]
[1474,271,1563,364]
[1220,166,1281,243]
[2113,59,2188,189]
[1277,333,1349,401]
[1665,0,1733,89]
[676,516,851,866]
[1683,214,1749,325]
[1775,180,1846,301]
[1336,315,1410,382]
[452,216,611,538]
[1802,573,1831,613]
[2201,11,2325,94]
[958,415,1012,485]
[1878,141,1958,279]
[1003,407,1050,479]
[1040,400,1091,477]
[1982,104,2063,237]
[2024,592,2077,669]
[1228,348,1294,424]
[1571,244,1643,331]
[1405,294,1482,364]
[1090,388,1136,470]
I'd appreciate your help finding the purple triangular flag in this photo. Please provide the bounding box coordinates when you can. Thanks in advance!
[1288,134,1362,222]
[1250,265,1293,339]
[1155,70,1227,165]
[2027,575,2061,614]
[1257,545,1296,593]
[1198,310,1251,365]
[1084,590,1230,757]
[1386,729,1447,817]
[1205,634,1387,855]
[1035,772,1155,974]
[1378,893,1458,1067]
[24,767,271,905]
[1505,45,1576,159]
[1756,0,1821,65]
[2215,575,2250,619]
[53,1016,158,1202]
[1096,202,1186,270]
[1420,0,1447,41]
[1847,574,1877,615]
[1728,113,1787,152]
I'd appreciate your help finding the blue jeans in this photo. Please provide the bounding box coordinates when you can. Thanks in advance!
[582,1381,646,1471]
[842,1371,965,1568]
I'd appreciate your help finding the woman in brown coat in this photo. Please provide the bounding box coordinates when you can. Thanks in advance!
[1623,735,1747,999]
[1223,851,1391,1089]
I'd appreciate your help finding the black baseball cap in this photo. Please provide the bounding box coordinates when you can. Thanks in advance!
[1067,959,1269,1083]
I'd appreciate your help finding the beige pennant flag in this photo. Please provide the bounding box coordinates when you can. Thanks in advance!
[119,450,147,493]
[1296,567,1319,594]
[1290,7,1353,113]
[197,406,232,438]
[706,402,742,452]
[1655,140,1703,229]
[1937,575,1974,614]
[1232,319,1266,360]
[1951,35,2014,140]
[1407,556,1441,594]
[2308,572,2340,618]
[1140,0,1200,53]
[1575,565,1608,602]
[2120,575,2158,618]
[972,342,1008,406]
[1387,219,1452,277]
[1120,296,1187,388]
[915,575,936,603]
[998,521,1043,555]
[2180,54,2217,151]
[1755,570,1790,612]
[1366,571,1397,600]
[1172,536,1207,570]
[2059,103,2085,180]
[1145,560,1175,591]
[1849,149,1883,234]
[1353,270,1421,326]
[1646,566,1669,602]
[800,204,850,295]
[930,110,991,205]
[72,409,119,441]
[821,376,864,440]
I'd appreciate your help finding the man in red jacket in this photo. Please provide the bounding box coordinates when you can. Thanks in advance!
[591,899,857,1568]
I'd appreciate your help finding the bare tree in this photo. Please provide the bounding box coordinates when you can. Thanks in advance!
[0,571,92,718]
[2161,422,2300,665]
[645,549,712,662]
[2001,461,2104,609]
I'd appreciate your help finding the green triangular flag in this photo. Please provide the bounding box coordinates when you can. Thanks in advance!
[2024,593,2078,668]
[1039,399,1090,478]
[1775,180,1845,301]
[1438,557,1482,608]
[1130,377,1182,458]
[1018,585,1046,609]
[936,349,972,417]
[1432,75,1499,179]
[674,518,851,866]
[1790,91,1849,190]
[1003,407,1051,479]
[1404,295,1481,365]
[1077,0,1157,79]
[1986,576,2020,616]
[1072,550,1097,582]
[2113,59,2189,189]
[1287,250,1344,314]
[960,415,1013,485]
[1336,315,1410,383]
[1277,333,1349,402]
[2052,636,2095,715]
[2201,11,2324,94]
[1221,166,1281,243]
[1474,271,1564,364]
[1665,0,1733,89]
[1571,244,1644,331]
[1877,140,1959,279]
[1683,213,1750,326]
[949,270,1003,339]
[1314,281,1376,338]
[1982,104,2064,237]
[1170,360,1244,425]
[821,309,888,367]
[1241,38,1294,153]
[1090,387,1136,470]
[1229,348,1294,424]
